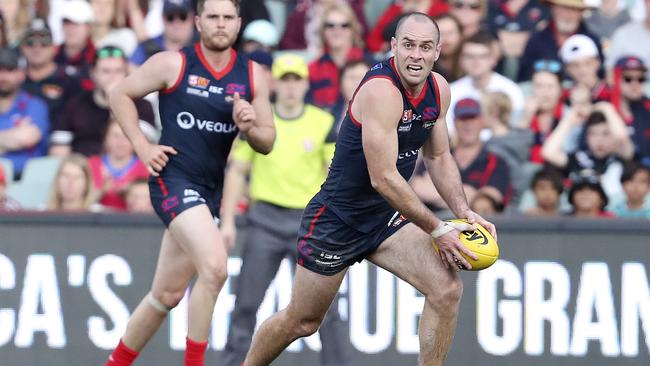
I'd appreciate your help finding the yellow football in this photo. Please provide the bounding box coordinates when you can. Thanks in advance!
[432,219,499,271]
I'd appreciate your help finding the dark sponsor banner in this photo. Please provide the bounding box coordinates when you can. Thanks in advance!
[0,215,648,365]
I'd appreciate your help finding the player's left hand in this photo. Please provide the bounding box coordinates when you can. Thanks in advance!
[232,92,256,133]
[461,209,497,242]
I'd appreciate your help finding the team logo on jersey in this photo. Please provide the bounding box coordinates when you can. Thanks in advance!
[423,107,439,120]
[226,83,247,95]
[176,111,237,133]
[188,74,210,89]
[402,109,413,123]
[370,63,383,71]
[162,196,179,212]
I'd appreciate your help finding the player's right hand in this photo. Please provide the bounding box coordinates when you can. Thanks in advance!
[432,221,479,271]
[136,143,177,177]
[221,220,237,251]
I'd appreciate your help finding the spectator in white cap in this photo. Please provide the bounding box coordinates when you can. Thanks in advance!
[518,0,603,82]
[54,0,96,88]
[560,33,611,103]
[241,19,278,53]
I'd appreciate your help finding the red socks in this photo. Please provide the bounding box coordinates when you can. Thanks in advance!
[105,339,139,366]
[184,337,209,366]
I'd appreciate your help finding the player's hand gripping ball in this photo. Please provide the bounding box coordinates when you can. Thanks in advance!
[432,219,499,271]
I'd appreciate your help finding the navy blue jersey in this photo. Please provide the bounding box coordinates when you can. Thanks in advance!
[315,58,442,233]
[158,43,254,190]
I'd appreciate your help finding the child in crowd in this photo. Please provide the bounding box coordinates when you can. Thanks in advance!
[610,162,650,218]
[568,173,612,218]
[525,167,564,217]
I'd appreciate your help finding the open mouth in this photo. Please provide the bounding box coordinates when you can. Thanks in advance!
[406,65,423,73]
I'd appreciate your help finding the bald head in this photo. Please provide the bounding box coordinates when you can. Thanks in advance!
[395,12,440,44]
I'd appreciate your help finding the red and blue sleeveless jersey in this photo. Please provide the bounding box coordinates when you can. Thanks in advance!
[158,43,254,189]
[315,57,442,233]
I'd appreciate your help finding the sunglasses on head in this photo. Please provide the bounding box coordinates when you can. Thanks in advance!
[96,47,125,60]
[166,12,189,22]
[324,22,351,29]
[452,1,481,10]
[534,59,562,74]
[622,75,647,83]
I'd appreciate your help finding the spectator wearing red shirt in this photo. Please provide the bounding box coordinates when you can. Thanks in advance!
[307,1,372,110]
[518,59,565,163]
[279,0,367,52]
[366,0,449,53]
[88,120,148,210]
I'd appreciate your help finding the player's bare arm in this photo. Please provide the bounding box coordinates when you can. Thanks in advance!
[232,61,275,154]
[359,78,443,234]
[109,51,182,176]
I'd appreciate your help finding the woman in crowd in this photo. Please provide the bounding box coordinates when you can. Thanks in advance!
[46,154,99,212]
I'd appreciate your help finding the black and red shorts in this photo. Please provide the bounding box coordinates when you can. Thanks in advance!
[149,175,220,227]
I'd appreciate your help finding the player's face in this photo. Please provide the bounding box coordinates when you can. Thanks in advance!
[196,0,241,52]
[273,73,309,108]
[391,19,440,88]
[531,71,562,111]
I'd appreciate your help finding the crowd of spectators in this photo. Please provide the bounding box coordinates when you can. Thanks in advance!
[0,0,648,219]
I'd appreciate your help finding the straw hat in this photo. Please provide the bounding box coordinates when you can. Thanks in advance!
[544,0,593,10]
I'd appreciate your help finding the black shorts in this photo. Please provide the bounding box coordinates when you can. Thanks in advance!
[296,199,410,276]
[149,175,220,227]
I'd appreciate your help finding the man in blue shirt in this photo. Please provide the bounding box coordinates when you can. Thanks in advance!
[0,48,49,180]
[130,0,197,66]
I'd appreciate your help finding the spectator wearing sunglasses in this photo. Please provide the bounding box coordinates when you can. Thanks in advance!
[280,0,368,52]
[0,48,50,180]
[519,59,566,163]
[307,1,373,111]
[90,0,139,57]
[21,18,82,124]
[518,0,603,82]
[606,0,650,71]
[560,34,611,103]
[54,0,96,89]
[487,0,550,79]
[611,56,650,165]
[50,46,155,157]
[130,0,197,66]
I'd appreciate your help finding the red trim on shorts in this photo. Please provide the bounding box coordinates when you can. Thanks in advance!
[389,58,428,108]
[480,153,498,187]
[302,205,327,242]
[348,75,397,128]
[162,52,186,94]
[157,177,169,197]
[248,60,255,100]
[195,43,236,80]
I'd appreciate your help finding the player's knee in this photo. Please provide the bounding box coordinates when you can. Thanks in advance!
[294,318,322,338]
[425,277,463,311]
[151,289,185,309]
[198,260,228,292]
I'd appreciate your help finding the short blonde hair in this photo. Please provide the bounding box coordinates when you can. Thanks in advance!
[482,91,512,127]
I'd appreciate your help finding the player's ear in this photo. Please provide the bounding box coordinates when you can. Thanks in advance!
[434,42,442,62]
[194,14,202,33]
[390,37,397,53]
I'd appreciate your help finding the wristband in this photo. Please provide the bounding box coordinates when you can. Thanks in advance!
[430,221,455,239]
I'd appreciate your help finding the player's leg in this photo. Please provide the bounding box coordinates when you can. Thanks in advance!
[167,204,229,363]
[105,230,196,365]
[222,223,287,365]
[243,265,347,366]
[368,223,462,366]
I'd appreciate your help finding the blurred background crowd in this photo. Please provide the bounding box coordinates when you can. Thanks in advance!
[0,0,649,219]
